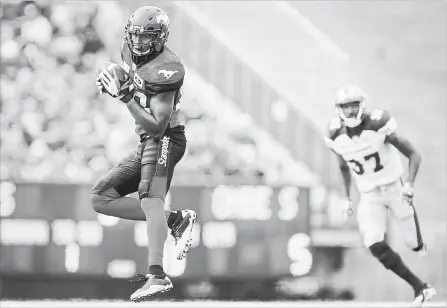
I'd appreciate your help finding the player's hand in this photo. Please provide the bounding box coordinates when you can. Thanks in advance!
[402,182,414,205]
[96,63,133,101]
[342,198,354,219]
[97,67,121,98]
[96,76,105,95]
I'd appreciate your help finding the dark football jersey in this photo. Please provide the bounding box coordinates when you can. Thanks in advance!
[121,42,185,139]
[326,109,395,141]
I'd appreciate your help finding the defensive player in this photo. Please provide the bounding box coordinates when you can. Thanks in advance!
[324,85,436,304]
[92,6,196,302]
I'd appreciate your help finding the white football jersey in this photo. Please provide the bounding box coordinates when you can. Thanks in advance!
[325,109,403,193]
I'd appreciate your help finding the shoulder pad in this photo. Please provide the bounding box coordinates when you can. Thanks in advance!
[139,49,185,94]
[365,109,397,135]
[326,118,345,141]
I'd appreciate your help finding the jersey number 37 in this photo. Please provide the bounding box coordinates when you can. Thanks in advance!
[347,152,384,175]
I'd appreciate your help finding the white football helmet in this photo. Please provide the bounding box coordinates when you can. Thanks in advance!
[335,85,367,127]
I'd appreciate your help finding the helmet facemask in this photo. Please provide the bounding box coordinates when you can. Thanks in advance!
[125,27,156,56]
[125,24,169,57]
[337,101,365,128]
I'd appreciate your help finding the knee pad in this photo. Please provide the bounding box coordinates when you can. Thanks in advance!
[138,180,151,200]
[369,240,401,270]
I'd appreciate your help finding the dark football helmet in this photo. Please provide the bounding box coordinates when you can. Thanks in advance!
[124,6,170,57]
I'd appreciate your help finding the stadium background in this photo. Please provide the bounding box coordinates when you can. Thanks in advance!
[1,0,445,302]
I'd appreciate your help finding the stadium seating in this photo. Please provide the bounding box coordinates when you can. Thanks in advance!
[1,1,314,185]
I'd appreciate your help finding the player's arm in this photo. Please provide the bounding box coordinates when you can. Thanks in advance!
[374,109,421,185]
[324,120,352,200]
[336,153,352,200]
[385,132,421,185]
[125,91,175,138]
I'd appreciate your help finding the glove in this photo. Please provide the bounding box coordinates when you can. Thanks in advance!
[97,68,121,98]
[96,63,133,101]
[341,198,354,221]
[96,76,105,95]
[402,182,414,205]
[345,198,354,216]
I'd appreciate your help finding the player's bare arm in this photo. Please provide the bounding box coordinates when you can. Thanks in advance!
[385,132,421,186]
[325,118,352,200]
[126,90,175,138]
[336,152,352,200]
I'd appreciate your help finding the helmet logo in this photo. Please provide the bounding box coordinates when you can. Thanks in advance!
[156,14,169,26]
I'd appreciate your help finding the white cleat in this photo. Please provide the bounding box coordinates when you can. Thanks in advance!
[412,284,437,305]
[170,209,197,260]
[130,274,173,303]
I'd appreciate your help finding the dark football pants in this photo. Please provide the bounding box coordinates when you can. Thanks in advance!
[91,135,185,203]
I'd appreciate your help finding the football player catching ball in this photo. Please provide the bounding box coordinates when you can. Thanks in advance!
[92,6,196,302]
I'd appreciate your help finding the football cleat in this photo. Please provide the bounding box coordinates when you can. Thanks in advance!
[170,209,197,260]
[129,273,173,302]
[412,283,436,305]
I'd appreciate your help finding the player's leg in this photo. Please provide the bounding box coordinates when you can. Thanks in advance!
[90,149,172,221]
[387,182,436,303]
[130,136,186,302]
[90,150,144,220]
[164,140,197,261]
[139,162,169,273]
[357,192,426,297]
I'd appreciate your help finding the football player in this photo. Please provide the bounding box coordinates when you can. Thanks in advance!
[92,6,196,302]
[324,85,436,304]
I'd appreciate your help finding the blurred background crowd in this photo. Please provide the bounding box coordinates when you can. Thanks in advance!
[1,0,301,185]
[1,0,446,302]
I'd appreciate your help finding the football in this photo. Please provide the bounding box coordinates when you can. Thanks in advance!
[102,62,132,97]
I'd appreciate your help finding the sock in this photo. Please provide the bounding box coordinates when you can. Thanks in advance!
[148,265,166,278]
[370,240,425,293]
[141,197,168,273]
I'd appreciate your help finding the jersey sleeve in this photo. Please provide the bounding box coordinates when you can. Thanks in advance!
[143,61,185,94]
[370,109,397,136]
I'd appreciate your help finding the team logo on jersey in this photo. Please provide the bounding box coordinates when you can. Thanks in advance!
[158,136,170,167]
[158,69,177,80]
[134,73,144,88]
